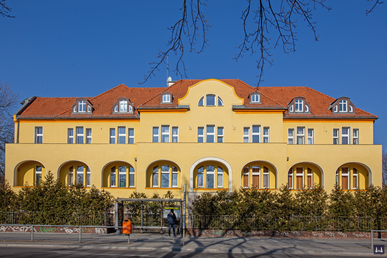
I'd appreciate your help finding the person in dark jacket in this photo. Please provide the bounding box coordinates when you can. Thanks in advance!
[167,209,177,237]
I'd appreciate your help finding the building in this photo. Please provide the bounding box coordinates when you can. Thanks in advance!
[5,79,382,198]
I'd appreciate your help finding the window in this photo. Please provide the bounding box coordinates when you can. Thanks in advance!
[217,127,224,143]
[129,167,135,187]
[198,97,204,106]
[110,167,116,187]
[87,106,91,112]
[339,100,347,112]
[288,129,294,144]
[73,106,77,112]
[206,125,215,143]
[77,166,84,186]
[68,167,73,186]
[252,125,260,143]
[305,105,309,112]
[263,127,270,143]
[243,127,250,143]
[35,166,42,186]
[341,167,349,190]
[78,101,86,112]
[289,105,294,112]
[342,127,350,145]
[35,127,43,144]
[353,168,358,190]
[307,129,314,144]
[109,128,116,144]
[162,94,171,103]
[119,166,126,187]
[206,165,215,188]
[252,166,260,188]
[86,167,91,187]
[197,166,204,187]
[172,127,178,143]
[307,168,312,189]
[129,105,133,113]
[217,167,224,188]
[206,94,215,106]
[263,167,269,189]
[288,169,293,189]
[114,106,118,112]
[152,166,159,187]
[353,129,359,145]
[296,167,303,190]
[349,105,353,112]
[128,128,134,144]
[197,127,204,143]
[86,128,92,144]
[67,128,74,144]
[119,100,127,112]
[295,100,303,112]
[161,125,170,143]
[153,127,159,143]
[333,129,339,144]
[172,166,178,187]
[296,127,305,144]
[243,167,249,188]
[251,94,260,103]
[161,165,169,188]
[217,97,224,106]
[118,126,126,144]
[334,106,338,112]
[335,171,339,187]
[76,127,84,144]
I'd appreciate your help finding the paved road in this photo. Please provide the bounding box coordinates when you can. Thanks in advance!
[0,232,384,257]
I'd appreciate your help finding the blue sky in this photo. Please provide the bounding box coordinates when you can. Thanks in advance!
[0,1,386,150]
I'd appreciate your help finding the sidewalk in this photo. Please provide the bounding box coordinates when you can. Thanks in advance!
[0,232,383,256]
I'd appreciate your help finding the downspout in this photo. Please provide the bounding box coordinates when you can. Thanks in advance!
[13,114,19,144]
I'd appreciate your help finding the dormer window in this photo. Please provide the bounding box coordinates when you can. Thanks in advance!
[72,98,93,114]
[295,100,303,112]
[339,100,347,112]
[251,94,260,103]
[112,98,133,114]
[162,93,172,103]
[330,97,355,114]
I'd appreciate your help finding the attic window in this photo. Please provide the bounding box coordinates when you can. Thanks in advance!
[289,97,310,114]
[206,94,215,106]
[251,94,260,103]
[78,101,86,112]
[119,100,128,112]
[72,99,93,114]
[331,98,355,114]
[295,100,303,112]
[198,94,224,107]
[162,94,172,103]
[113,98,133,114]
[339,100,347,112]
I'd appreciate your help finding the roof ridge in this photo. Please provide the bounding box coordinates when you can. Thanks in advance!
[90,84,128,101]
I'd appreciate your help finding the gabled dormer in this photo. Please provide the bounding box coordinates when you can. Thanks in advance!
[112,97,133,114]
[329,97,355,114]
[161,92,173,104]
[248,91,262,104]
[71,98,93,114]
[287,97,311,113]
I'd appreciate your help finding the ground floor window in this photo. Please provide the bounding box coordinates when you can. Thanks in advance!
[242,164,273,189]
[195,165,227,189]
[148,164,180,188]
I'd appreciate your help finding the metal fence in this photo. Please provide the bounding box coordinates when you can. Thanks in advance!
[190,215,387,232]
[0,211,114,226]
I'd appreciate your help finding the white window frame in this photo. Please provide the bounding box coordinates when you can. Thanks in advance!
[172,127,179,143]
[35,127,43,144]
[206,125,215,143]
[86,167,91,187]
[341,167,349,190]
[161,125,170,143]
[35,166,42,186]
[353,168,358,190]
[333,128,340,144]
[217,127,224,143]
[243,127,250,143]
[206,165,215,188]
[197,167,204,188]
[197,127,204,143]
[339,100,348,112]
[289,105,294,112]
[295,100,303,112]
[307,168,313,189]
[353,129,359,145]
[110,167,116,187]
[67,128,74,144]
[78,100,86,112]
[119,166,126,188]
[263,167,270,189]
[198,97,204,106]
[252,125,260,143]
[76,126,84,144]
[307,129,314,144]
[243,167,249,189]
[288,129,294,144]
[77,166,84,186]
[118,126,126,144]
[86,128,92,144]
[152,166,159,187]
[251,94,260,103]
[263,127,270,143]
[129,167,135,187]
[161,165,170,188]
[128,128,135,144]
[153,127,159,143]
[119,100,127,112]
[217,167,224,188]
[296,167,304,190]
[68,167,73,187]
[342,127,350,145]
[252,166,260,189]
[172,166,178,188]
[288,169,293,189]
[217,96,224,106]
[162,94,171,103]
[109,128,116,144]
[296,127,305,145]
[206,94,216,106]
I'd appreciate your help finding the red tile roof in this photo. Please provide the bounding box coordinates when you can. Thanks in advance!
[16,80,377,119]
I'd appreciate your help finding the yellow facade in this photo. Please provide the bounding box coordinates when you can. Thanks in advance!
[5,79,382,198]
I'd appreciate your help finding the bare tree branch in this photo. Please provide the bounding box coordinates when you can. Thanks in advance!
[366,0,384,15]
[0,0,14,18]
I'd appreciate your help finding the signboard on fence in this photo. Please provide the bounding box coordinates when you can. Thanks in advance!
[163,207,180,219]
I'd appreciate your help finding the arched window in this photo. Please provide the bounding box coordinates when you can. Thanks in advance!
[288,168,293,189]
[217,97,224,106]
[198,97,204,106]
[206,94,215,106]
[195,165,226,189]
[68,166,74,186]
[242,164,274,189]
